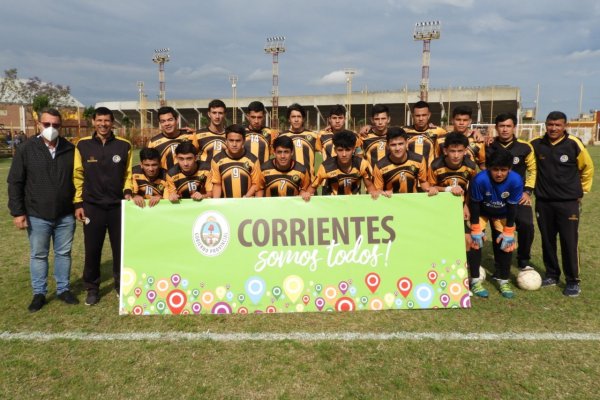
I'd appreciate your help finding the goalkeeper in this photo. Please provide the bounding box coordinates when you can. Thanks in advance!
[467,148,523,299]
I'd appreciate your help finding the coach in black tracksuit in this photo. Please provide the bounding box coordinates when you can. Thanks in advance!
[74,107,132,306]
[530,111,594,297]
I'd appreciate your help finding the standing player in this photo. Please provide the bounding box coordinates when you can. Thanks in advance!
[467,149,524,299]
[244,101,278,164]
[361,104,390,169]
[147,106,199,171]
[487,113,536,271]
[211,124,261,198]
[164,142,212,202]
[404,101,447,167]
[131,147,167,208]
[278,103,320,178]
[317,105,360,161]
[531,111,594,296]
[373,127,431,195]
[197,99,227,163]
[441,106,486,170]
[256,136,310,197]
[303,130,377,200]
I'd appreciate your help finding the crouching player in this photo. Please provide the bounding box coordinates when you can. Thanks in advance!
[467,148,523,299]
[256,136,310,197]
[302,130,378,200]
[131,147,167,208]
[164,142,212,201]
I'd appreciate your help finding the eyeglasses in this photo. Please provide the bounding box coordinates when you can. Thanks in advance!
[42,122,61,128]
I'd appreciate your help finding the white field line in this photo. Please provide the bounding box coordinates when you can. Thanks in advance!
[1,331,600,342]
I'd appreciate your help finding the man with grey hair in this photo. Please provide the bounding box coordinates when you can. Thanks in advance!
[8,108,79,312]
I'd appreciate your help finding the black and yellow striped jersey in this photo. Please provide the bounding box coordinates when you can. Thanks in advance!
[312,155,372,195]
[197,128,226,163]
[278,130,320,176]
[147,131,200,171]
[244,127,278,164]
[487,136,536,192]
[361,130,387,168]
[373,152,427,193]
[132,165,167,198]
[258,159,310,197]
[438,131,486,169]
[211,151,261,198]
[317,130,363,162]
[427,156,477,193]
[403,125,447,167]
[164,161,212,199]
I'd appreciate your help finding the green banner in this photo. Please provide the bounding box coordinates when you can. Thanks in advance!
[120,194,471,315]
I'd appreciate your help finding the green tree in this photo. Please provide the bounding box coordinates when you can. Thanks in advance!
[32,94,50,118]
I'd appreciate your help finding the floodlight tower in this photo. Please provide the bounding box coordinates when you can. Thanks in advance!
[264,36,286,130]
[344,68,356,129]
[413,21,441,102]
[137,81,146,134]
[153,48,170,107]
[229,75,238,123]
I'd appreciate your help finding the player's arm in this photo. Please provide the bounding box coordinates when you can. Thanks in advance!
[164,175,180,202]
[209,160,222,199]
[577,144,594,194]
[73,144,86,221]
[521,145,536,205]
[244,161,262,198]
[123,146,133,200]
[372,166,391,198]
[477,145,486,170]
[255,168,266,198]
[303,165,325,202]
[6,145,28,229]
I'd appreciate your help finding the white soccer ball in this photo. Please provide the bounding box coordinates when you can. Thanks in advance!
[479,267,487,281]
[516,269,542,291]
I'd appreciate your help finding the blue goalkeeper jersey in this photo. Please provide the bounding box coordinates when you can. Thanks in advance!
[470,170,523,218]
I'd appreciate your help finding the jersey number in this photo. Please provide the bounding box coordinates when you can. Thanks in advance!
[232,167,240,178]
[188,181,198,192]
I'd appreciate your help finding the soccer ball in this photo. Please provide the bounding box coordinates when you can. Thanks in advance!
[479,267,487,281]
[516,269,542,291]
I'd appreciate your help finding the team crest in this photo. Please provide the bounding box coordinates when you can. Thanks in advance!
[292,175,300,182]
[192,211,230,257]
[244,161,250,170]
[112,155,121,163]
[513,157,520,165]
[199,175,206,182]
[306,134,314,142]
[157,184,164,191]
[501,191,510,199]
[262,129,269,137]
[560,155,569,163]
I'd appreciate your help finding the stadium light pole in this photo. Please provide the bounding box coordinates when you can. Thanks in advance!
[264,36,285,130]
[137,81,146,142]
[152,48,170,107]
[344,68,356,129]
[229,75,238,124]
[413,21,441,102]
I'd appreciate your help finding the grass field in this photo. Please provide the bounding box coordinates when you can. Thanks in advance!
[1,148,599,399]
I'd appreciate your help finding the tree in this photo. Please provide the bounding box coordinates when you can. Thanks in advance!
[32,94,50,117]
[82,106,95,122]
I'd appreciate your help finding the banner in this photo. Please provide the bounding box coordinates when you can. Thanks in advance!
[120,194,471,315]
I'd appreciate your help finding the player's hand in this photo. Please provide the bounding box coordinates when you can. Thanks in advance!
[124,193,132,201]
[168,193,180,202]
[380,190,392,198]
[358,125,371,138]
[463,205,470,221]
[470,224,485,250]
[301,190,312,202]
[75,208,86,222]
[497,226,516,252]
[132,195,145,208]
[191,192,204,201]
[370,190,382,200]
[427,187,439,196]
[148,195,161,207]
[181,127,195,133]
[323,125,332,132]
[13,215,28,229]
[519,192,532,206]
[450,186,464,196]
[464,233,472,251]
[471,128,484,143]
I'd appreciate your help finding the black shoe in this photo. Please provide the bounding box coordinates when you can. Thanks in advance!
[28,294,46,312]
[58,291,79,305]
[541,277,558,287]
[563,283,581,297]
[85,292,100,306]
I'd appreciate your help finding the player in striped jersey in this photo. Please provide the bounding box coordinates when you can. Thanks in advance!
[403,100,447,167]
[131,147,167,208]
[278,103,320,178]
[373,127,431,195]
[438,106,486,170]
[148,106,199,171]
[256,136,310,197]
[361,104,390,169]
[317,105,362,161]
[244,101,278,164]
[211,124,261,199]
[303,130,377,200]
[164,142,211,201]
[197,99,227,163]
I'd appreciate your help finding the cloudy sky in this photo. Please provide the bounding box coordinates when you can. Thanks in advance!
[2,0,599,119]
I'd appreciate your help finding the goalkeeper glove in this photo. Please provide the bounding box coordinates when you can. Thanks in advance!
[470,224,485,250]
[497,226,516,252]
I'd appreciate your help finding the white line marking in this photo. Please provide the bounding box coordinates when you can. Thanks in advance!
[1,331,600,342]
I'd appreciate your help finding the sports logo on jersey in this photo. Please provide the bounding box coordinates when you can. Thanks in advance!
[513,157,520,165]
[501,191,510,199]
[306,134,314,142]
[292,175,300,182]
[112,155,121,163]
[560,155,569,163]
[192,211,230,257]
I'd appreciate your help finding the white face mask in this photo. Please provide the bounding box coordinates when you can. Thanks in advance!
[41,126,59,142]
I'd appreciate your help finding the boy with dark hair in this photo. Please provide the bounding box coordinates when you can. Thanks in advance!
[131,147,167,208]
[318,105,361,161]
[197,99,227,163]
[439,106,486,170]
[467,148,524,299]
[164,141,211,202]
[404,100,447,167]
[256,135,310,197]
[361,104,390,168]
[211,124,261,198]
[278,103,320,178]
[303,130,377,200]
[373,127,431,195]
[244,101,278,164]
[148,106,199,170]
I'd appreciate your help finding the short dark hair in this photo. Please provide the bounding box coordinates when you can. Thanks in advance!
[329,104,346,117]
[487,148,513,169]
[495,113,517,126]
[93,107,114,121]
[452,105,473,119]
[443,132,469,148]
[386,126,407,142]
[158,106,178,119]
[371,104,389,118]
[412,101,431,112]
[273,135,294,151]
[546,111,567,122]
[225,124,246,139]
[332,130,357,149]
[247,101,266,113]
[286,103,306,119]
[40,108,62,123]
[175,141,198,155]
[140,147,161,162]
[208,99,226,111]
